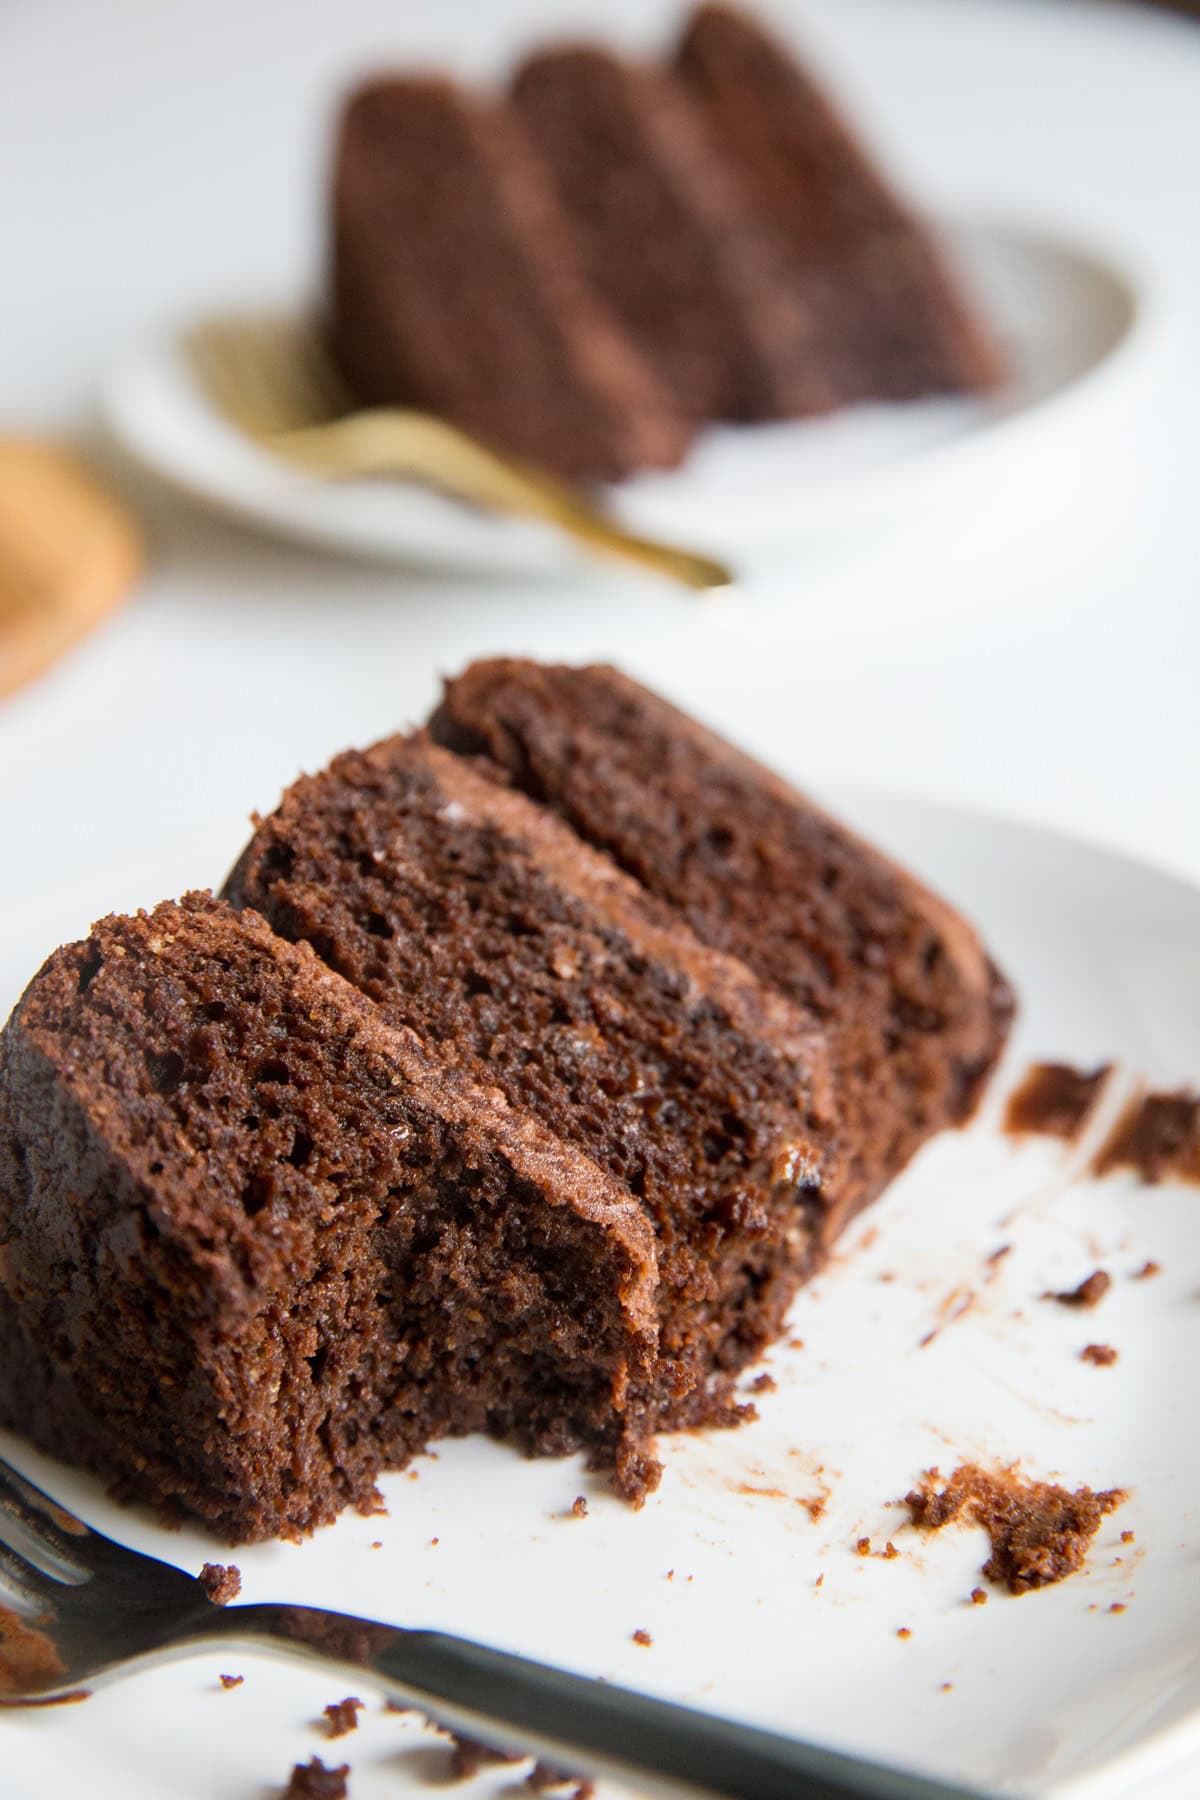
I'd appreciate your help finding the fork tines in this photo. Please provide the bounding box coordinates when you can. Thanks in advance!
[0,1455,92,1597]
[187,315,351,439]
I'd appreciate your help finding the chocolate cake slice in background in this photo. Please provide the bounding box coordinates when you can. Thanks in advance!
[326,7,1005,486]
[511,46,834,425]
[328,77,690,483]
[430,660,1014,1230]
[0,896,661,1539]
[673,3,1006,404]
[225,735,836,1428]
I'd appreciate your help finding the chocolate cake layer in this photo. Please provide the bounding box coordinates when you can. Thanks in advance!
[430,660,1013,1226]
[328,77,690,483]
[225,736,835,1420]
[0,896,661,1539]
[674,4,1006,403]
[512,47,833,425]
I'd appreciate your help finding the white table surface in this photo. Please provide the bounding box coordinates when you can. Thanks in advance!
[0,1,1198,1793]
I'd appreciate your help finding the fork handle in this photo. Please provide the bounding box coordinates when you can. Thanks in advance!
[220,1607,989,1800]
[274,414,733,593]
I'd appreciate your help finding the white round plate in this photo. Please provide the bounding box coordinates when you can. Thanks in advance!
[101,219,1140,579]
[2,791,1199,1799]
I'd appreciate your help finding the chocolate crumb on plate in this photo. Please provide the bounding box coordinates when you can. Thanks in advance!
[1110,1602,1128,1614]
[1133,1260,1161,1280]
[1081,1343,1119,1367]
[855,1537,871,1556]
[282,1757,350,1800]
[1121,1530,1135,1543]
[896,1627,912,1640]
[1045,1270,1111,1309]
[906,1464,1126,1594]
[323,1697,363,1739]
[1093,1089,1200,1182]
[632,1628,652,1647]
[198,1562,241,1606]
[738,1481,788,1501]
[969,1587,987,1606]
[218,1673,244,1690]
[446,1733,524,1780]
[750,1372,776,1393]
[1003,1062,1112,1140]
[527,1761,590,1793]
[571,1496,588,1519]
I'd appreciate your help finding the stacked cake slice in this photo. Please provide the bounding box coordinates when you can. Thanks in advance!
[327,3,1005,483]
[0,663,1012,1540]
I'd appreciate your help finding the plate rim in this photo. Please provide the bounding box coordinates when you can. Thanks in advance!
[98,214,1150,579]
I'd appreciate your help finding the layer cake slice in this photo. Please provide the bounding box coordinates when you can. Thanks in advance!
[225,735,835,1437]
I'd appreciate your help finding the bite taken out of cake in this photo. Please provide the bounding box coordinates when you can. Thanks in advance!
[224,734,837,1437]
[0,664,1013,1543]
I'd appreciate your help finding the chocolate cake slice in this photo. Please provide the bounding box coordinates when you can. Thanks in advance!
[673,3,1006,403]
[0,896,661,1539]
[511,47,833,425]
[328,77,690,483]
[224,735,835,1423]
[430,660,1014,1228]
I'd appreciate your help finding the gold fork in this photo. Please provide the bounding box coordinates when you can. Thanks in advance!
[186,315,732,592]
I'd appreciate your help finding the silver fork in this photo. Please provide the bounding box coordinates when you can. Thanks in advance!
[0,1453,989,1800]
[186,313,733,593]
